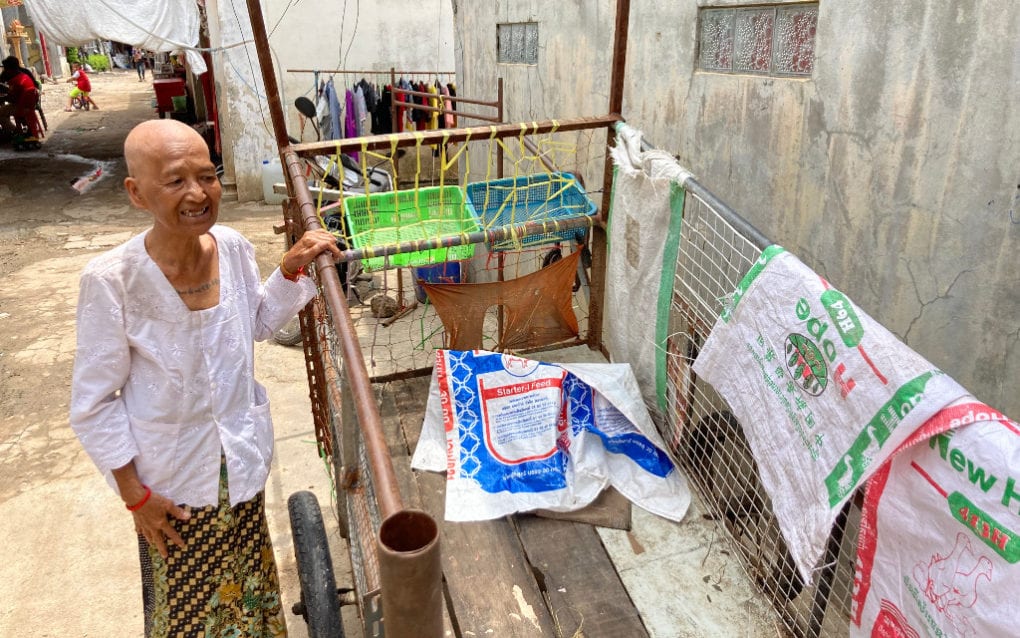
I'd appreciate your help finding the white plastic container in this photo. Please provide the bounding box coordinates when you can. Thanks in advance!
[261,158,286,204]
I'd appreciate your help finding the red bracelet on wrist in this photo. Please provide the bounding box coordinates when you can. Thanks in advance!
[126,485,152,512]
[280,258,305,282]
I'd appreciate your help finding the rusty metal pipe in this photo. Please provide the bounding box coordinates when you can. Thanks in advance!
[245,0,405,520]
[397,102,502,124]
[247,7,445,636]
[377,510,443,638]
[590,0,632,351]
[288,68,456,76]
[282,148,406,519]
[330,214,596,264]
[394,87,500,108]
[290,115,620,156]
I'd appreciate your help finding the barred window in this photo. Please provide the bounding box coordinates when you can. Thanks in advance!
[498,22,539,65]
[698,4,818,76]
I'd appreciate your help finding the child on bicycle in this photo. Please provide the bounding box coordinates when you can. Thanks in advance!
[65,62,99,111]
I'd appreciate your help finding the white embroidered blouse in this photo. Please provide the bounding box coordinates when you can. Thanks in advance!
[70,225,317,507]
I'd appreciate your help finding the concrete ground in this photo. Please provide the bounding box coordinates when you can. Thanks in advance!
[0,70,355,636]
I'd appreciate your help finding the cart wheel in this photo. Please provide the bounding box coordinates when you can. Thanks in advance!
[288,491,344,638]
[274,316,303,346]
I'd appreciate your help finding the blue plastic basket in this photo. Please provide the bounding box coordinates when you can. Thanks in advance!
[464,172,596,251]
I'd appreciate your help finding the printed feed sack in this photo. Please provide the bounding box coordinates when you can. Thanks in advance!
[411,349,690,522]
[852,399,1020,637]
[692,246,968,584]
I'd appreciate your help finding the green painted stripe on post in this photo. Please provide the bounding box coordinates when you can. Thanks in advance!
[656,182,686,411]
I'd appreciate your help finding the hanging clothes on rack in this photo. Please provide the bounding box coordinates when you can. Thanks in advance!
[324,78,342,141]
[373,85,392,135]
[344,89,359,161]
[357,78,377,115]
[416,81,430,131]
[392,84,402,134]
[427,83,440,130]
[440,83,454,129]
[353,84,368,137]
[446,83,458,127]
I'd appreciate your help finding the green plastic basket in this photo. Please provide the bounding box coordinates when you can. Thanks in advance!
[342,186,479,271]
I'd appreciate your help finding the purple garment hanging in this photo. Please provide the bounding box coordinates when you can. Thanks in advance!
[344,89,359,162]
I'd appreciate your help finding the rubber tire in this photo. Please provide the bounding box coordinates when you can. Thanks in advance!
[288,491,344,638]
[273,316,303,346]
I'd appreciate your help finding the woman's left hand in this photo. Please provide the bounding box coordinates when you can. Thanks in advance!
[281,229,342,275]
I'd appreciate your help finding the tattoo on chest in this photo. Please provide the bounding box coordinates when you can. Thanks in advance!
[175,278,220,295]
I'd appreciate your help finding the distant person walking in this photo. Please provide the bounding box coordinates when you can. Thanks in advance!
[133,48,146,81]
[65,62,99,111]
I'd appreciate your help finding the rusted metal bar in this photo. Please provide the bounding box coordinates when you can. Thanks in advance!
[394,87,500,108]
[288,68,455,76]
[590,0,632,352]
[246,0,405,520]
[282,149,405,519]
[494,78,507,339]
[521,137,558,173]
[394,101,502,124]
[331,214,597,264]
[290,115,620,156]
[390,68,401,185]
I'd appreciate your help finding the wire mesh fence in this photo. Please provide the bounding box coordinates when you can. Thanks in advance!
[660,183,858,637]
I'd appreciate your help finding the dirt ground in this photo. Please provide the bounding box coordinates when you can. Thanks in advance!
[0,69,355,636]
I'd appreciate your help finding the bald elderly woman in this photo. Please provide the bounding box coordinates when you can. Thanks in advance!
[70,119,339,637]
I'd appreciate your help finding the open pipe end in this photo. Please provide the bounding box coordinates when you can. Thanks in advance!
[378,509,439,555]
[377,509,443,638]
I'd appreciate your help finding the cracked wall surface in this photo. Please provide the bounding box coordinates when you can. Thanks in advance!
[456,0,1019,417]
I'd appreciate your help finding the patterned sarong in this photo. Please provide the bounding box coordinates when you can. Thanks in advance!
[137,461,288,637]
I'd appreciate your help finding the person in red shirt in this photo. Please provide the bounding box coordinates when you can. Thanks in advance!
[0,56,42,138]
[65,62,99,111]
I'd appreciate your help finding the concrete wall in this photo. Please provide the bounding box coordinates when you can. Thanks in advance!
[210,0,455,201]
[453,0,615,185]
[454,0,1020,416]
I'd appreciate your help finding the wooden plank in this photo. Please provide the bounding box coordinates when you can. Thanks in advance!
[374,381,411,458]
[414,469,559,637]
[516,515,650,638]
[393,374,432,453]
[385,374,639,636]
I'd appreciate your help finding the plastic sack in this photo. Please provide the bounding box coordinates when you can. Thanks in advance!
[692,246,968,584]
[852,398,1020,637]
[411,350,691,522]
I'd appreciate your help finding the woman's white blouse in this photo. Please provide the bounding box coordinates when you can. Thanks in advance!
[70,225,317,507]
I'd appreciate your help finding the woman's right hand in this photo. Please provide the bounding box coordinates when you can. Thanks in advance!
[131,491,191,559]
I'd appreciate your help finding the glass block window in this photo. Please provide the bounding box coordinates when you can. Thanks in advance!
[498,22,539,65]
[698,3,818,77]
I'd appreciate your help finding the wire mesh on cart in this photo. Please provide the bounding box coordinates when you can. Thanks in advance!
[288,118,616,634]
[303,127,604,380]
[660,180,859,637]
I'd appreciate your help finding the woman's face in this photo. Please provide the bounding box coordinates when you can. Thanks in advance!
[126,133,221,242]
